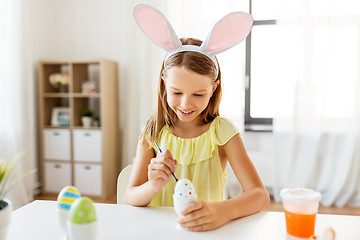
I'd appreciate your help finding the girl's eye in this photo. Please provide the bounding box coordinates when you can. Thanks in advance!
[172,92,182,95]
[194,94,204,97]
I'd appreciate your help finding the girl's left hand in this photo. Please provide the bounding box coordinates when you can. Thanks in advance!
[177,201,227,232]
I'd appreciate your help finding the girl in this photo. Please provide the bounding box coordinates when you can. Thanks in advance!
[124,4,270,231]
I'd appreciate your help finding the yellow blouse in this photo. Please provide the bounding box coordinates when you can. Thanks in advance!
[148,117,240,207]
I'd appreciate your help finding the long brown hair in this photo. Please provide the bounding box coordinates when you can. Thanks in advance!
[141,38,222,144]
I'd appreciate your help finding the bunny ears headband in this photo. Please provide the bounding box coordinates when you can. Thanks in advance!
[133,4,253,77]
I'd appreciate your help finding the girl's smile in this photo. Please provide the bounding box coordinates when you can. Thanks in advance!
[178,109,194,115]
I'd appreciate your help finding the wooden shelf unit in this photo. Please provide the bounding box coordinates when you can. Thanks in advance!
[38,59,119,198]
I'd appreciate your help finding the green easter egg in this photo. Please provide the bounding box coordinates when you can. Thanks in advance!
[69,197,97,224]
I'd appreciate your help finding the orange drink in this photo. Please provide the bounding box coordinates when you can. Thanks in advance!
[284,210,316,238]
[281,188,321,239]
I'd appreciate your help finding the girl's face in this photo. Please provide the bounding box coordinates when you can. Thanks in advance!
[163,67,219,124]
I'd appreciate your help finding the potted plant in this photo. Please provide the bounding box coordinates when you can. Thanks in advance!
[81,108,93,128]
[92,115,100,127]
[0,149,36,239]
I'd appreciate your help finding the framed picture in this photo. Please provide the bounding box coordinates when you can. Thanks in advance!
[81,81,97,93]
[51,107,71,126]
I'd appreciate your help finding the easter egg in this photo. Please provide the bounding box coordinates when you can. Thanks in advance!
[57,186,81,211]
[173,179,197,216]
[69,197,97,224]
[174,179,196,198]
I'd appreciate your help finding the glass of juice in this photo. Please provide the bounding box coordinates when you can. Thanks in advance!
[280,188,321,239]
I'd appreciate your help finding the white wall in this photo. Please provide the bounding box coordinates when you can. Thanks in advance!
[28,0,160,172]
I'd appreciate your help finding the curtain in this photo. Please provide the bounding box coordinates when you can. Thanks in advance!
[273,0,360,207]
[0,0,37,209]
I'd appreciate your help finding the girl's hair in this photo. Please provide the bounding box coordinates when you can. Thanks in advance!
[141,38,222,145]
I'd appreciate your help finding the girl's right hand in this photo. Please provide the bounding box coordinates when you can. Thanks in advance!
[148,150,177,192]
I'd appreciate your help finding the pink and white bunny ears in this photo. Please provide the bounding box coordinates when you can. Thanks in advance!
[133,4,253,76]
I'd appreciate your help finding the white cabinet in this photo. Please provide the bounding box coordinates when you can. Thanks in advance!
[43,129,71,160]
[73,130,102,162]
[44,162,71,192]
[74,163,102,196]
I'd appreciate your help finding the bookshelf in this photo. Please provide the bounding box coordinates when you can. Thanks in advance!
[38,59,119,198]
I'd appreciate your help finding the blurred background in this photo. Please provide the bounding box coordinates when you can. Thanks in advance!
[0,0,359,213]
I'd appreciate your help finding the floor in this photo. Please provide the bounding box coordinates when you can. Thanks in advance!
[34,193,360,216]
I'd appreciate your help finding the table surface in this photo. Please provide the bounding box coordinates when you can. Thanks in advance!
[7,200,360,239]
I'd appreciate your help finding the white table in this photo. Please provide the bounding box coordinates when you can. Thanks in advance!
[7,200,360,239]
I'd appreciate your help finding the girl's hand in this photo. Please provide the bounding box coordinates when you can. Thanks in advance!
[148,150,177,192]
[177,201,227,232]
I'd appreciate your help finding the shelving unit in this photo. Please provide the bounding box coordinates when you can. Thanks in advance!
[38,59,119,198]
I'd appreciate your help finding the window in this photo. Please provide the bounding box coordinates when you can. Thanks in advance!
[244,0,279,131]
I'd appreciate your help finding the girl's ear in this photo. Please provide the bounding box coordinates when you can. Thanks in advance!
[212,80,220,95]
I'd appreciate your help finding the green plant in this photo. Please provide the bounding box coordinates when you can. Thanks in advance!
[93,115,100,121]
[0,148,36,199]
[81,108,93,117]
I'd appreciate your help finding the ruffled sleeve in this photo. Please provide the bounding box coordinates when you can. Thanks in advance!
[210,117,240,146]
[155,117,240,166]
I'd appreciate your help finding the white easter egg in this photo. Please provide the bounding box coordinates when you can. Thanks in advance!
[174,179,196,198]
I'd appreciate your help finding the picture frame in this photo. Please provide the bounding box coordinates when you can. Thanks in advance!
[51,107,71,126]
[81,81,97,93]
